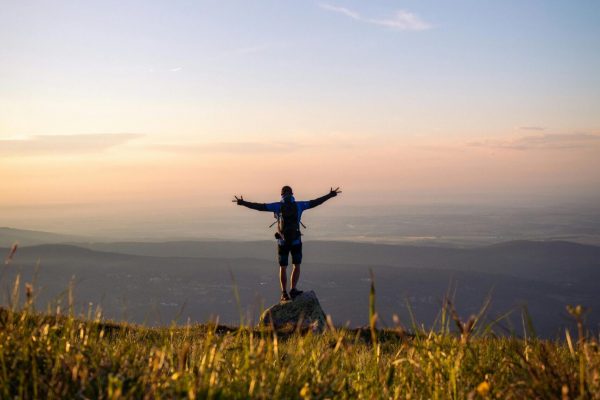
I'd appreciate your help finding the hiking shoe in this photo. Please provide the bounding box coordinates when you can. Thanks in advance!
[280,291,290,302]
[290,288,303,299]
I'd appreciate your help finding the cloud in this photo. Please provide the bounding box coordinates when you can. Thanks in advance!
[0,133,143,156]
[169,67,183,72]
[470,133,600,150]
[150,141,304,155]
[318,3,431,31]
[519,126,545,131]
[319,3,360,20]
[367,11,432,31]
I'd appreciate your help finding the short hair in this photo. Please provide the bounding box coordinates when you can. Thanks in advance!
[281,186,293,195]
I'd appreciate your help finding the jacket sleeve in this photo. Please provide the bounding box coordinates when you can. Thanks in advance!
[307,192,336,209]
[239,200,279,212]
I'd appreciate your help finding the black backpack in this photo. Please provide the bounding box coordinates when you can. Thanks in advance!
[278,198,300,243]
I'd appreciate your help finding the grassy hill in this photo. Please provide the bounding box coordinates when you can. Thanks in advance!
[0,302,597,399]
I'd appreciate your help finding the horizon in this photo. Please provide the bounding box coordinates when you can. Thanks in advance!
[3,200,600,246]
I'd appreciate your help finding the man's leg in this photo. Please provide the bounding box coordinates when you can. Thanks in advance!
[277,243,289,293]
[289,243,303,298]
[279,265,288,292]
[290,264,300,290]
[290,243,303,290]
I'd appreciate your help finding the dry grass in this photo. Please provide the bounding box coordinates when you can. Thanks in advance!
[1,273,599,399]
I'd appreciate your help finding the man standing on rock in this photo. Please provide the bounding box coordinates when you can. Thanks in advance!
[234,186,341,302]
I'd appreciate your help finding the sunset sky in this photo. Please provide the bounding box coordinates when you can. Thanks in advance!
[1,1,599,235]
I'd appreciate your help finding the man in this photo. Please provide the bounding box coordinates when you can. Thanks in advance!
[234,186,341,301]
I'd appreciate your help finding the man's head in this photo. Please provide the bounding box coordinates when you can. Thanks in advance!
[281,186,293,196]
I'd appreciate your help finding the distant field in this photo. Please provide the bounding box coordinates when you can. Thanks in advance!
[1,239,599,337]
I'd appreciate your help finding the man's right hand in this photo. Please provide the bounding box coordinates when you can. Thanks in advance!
[329,187,342,197]
[232,195,244,205]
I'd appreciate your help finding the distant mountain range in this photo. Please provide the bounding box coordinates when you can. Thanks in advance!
[1,227,598,338]
[0,227,94,246]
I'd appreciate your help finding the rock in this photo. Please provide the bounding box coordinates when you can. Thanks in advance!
[259,291,327,333]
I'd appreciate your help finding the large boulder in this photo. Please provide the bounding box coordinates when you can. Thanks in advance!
[259,291,327,333]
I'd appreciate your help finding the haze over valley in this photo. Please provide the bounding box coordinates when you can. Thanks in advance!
[2,227,599,338]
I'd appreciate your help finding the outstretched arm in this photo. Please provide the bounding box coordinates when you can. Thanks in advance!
[232,195,273,212]
[307,187,342,209]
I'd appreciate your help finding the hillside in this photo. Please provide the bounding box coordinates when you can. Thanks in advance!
[2,241,599,337]
[78,239,600,284]
[0,227,93,246]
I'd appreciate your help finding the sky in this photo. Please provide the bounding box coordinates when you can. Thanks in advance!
[1,1,600,236]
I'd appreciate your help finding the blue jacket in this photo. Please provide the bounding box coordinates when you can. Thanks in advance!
[239,192,336,245]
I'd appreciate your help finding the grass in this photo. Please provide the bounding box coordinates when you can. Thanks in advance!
[0,272,599,399]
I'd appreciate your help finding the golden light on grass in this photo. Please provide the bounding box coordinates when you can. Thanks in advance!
[0,277,598,398]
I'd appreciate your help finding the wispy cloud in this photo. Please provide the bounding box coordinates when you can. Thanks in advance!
[169,66,183,72]
[150,141,304,155]
[470,133,600,151]
[0,133,143,156]
[318,3,432,31]
[368,11,432,31]
[519,126,545,131]
[319,3,360,20]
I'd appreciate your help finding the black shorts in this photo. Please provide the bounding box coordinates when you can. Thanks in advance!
[277,242,302,266]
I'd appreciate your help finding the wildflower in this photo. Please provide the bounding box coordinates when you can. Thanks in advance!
[476,381,490,397]
[566,305,585,318]
[300,383,311,399]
